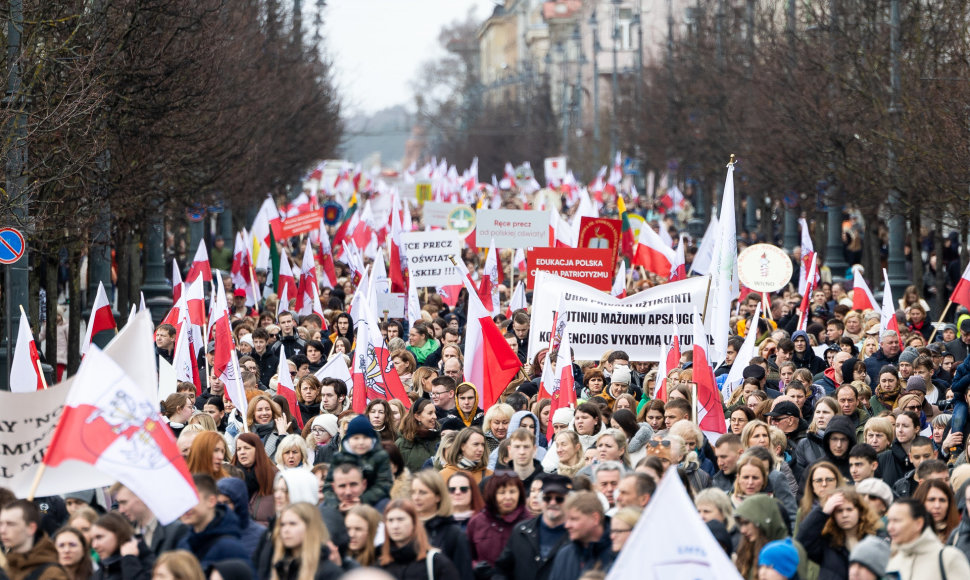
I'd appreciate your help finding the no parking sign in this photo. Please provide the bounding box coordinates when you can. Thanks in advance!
[0,228,25,264]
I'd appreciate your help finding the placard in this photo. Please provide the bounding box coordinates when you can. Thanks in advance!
[278,209,324,238]
[401,231,463,287]
[527,272,713,362]
[527,248,614,291]
[737,243,794,292]
[578,217,621,267]
[422,202,460,228]
[476,209,549,248]
[376,292,406,318]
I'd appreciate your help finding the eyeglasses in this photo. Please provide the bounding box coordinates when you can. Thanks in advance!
[647,440,671,448]
[609,528,632,536]
[542,494,566,504]
[431,391,448,398]
[812,477,837,484]
[449,486,470,493]
[311,427,327,435]
[269,333,279,338]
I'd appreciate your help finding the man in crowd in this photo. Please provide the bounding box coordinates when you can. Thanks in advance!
[155,323,176,366]
[494,475,572,580]
[320,378,348,415]
[178,474,253,571]
[615,473,654,510]
[548,491,614,580]
[865,331,901,386]
[0,499,66,579]
[114,483,187,555]
[273,311,306,357]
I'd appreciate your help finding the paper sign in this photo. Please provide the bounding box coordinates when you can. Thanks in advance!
[528,248,614,291]
[401,231,463,287]
[415,181,433,205]
[422,202,460,228]
[279,209,324,238]
[376,292,406,318]
[476,209,549,248]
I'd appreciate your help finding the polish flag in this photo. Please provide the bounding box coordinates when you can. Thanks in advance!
[512,248,527,275]
[478,239,502,314]
[185,240,211,283]
[389,200,407,293]
[172,297,202,396]
[499,162,517,190]
[654,331,680,402]
[796,252,818,332]
[317,221,338,289]
[797,218,816,296]
[612,262,627,298]
[277,248,297,304]
[211,276,248,419]
[669,235,687,281]
[723,303,761,401]
[275,353,303,429]
[950,261,970,311]
[172,259,183,304]
[691,309,727,439]
[349,286,411,413]
[231,232,260,306]
[44,314,198,525]
[10,312,44,392]
[881,269,903,348]
[633,224,676,278]
[851,266,877,312]
[505,281,527,318]
[350,202,376,250]
[546,325,577,438]
[295,243,321,319]
[83,281,116,355]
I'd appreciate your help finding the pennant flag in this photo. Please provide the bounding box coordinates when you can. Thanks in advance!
[44,314,198,525]
[276,353,303,430]
[723,303,761,402]
[171,293,202,396]
[506,280,527,318]
[10,311,44,392]
[692,309,727,440]
[654,324,680,402]
[796,252,818,332]
[950,261,970,311]
[670,234,687,281]
[606,468,742,580]
[797,218,816,296]
[851,266,877,311]
[83,281,116,355]
[212,275,248,419]
[633,223,676,277]
[689,216,719,276]
[185,239,212,283]
[547,325,577,438]
[708,160,739,363]
[172,258,183,304]
[478,239,502,314]
[611,261,627,298]
[882,269,903,347]
[350,287,411,413]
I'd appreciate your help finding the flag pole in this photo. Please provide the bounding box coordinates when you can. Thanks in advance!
[18,305,49,389]
[928,300,953,343]
[26,463,47,501]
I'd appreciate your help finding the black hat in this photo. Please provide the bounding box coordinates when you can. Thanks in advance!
[961,319,970,334]
[764,401,801,419]
[742,365,766,381]
[541,474,573,496]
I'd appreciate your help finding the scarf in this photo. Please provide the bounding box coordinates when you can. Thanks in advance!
[457,456,478,470]
[409,338,439,363]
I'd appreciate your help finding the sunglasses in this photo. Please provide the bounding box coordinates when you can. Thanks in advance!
[543,494,566,504]
[449,486,470,493]
[647,440,672,448]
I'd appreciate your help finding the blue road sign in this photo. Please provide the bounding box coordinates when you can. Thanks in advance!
[0,228,25,264]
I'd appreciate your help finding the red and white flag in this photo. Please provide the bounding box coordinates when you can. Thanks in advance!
[317,220,338,289]
[611,262,627,298]
[633,224,676,278]
[230,232,260,307]
[275,353,303,430]
[172,259,183,304]
[796,252,818,332]
[277,248,297,304]
[505,281,527,318]
[350,286,411,413]
[654,329,680,402]
[546,325,577,440]
[172,296,202,396]
[211,276,248,419]
[389,200,407,293]
[512,248,527,275]
[851,266,877,311]
[295,242,323,320]
[670,234,687,281]
[44,313,198,525]
[950,261,970,311]
[478,239,502,314]
[881,269,903,348]
[691,309,727,440]
[185,239,211,283]
[10,312,44,392]
[797,218,817,296]
[83,281,116,355]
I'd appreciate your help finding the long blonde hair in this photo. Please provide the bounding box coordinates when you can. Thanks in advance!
[271,502,330,580]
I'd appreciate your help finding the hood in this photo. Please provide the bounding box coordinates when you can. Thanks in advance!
[735,494,788,541]
[455,383,481,427]
[509,410,541,447]
[823,415,857,448]
[279,469,319,505]
[209,558,254,580]
[6,536,59,571]
[217,477,252,527]
[823,366,837,383]
[192,504,242,541]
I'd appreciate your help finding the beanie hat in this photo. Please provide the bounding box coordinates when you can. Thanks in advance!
[240,334,254,347]
[278,469,318,505]
[848,536,890,578]
[840,358,858,383]
[898,348,919,365]
[344,415,377,442]
[552,407,574,426]
[905,375,926,394]
[758,538,799,578]
[855,477,893,509]
[610,365,632,386]
[312,414,339,437]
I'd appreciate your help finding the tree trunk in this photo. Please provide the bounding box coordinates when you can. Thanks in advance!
[44,248,58,366]
[115,228,130,327]
[862,210,881,290]
[935,209,947,320]
[67,243,83,376]
[910,204,922,299]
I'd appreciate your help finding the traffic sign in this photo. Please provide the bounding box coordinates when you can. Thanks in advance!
[0,228,25,264]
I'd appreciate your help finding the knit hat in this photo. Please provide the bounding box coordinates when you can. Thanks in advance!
[552,407,574,426]
[758,538,799,578]
[905,375,926,394]
[611,365,632,386]
[344,415,377,444]
[240,334,254,347]
[943,323,958,335]
[312,414,339,437]
[278,469,318,505]
[855,477,893,509]
[848,536,890,578]
[898,348,919,365]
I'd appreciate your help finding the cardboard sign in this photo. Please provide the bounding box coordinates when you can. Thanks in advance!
[578,217,621,267]
[476,209,549,248]
[401,231,463,287]
[422,202,460,228]
[527,272,713,362]
[544,156,567,181]
[737,244,794,293]
[279,209,324,238]
[528,248,614,291]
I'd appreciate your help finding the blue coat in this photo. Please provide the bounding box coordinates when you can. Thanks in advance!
[177,504,254,573]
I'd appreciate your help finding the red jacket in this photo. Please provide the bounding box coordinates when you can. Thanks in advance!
[465,504,530,567]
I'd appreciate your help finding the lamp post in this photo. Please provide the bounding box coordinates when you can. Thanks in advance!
[886,0,908,298]
[590,7,600,164]
[610,0,620,157]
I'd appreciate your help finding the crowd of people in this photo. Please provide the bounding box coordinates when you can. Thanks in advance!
[8,197,970,580]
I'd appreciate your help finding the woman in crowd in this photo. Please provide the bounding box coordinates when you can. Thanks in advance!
[465,472,530,570]
[578,429,631,478]
[388,400,408,431]
[731,455,771,508]
[740,420,772,451]
[274,434,312,471]
[913,479,961,542]
[730,407,756,436]
[796,462,845,530]
[580,368,607,399]
[295,375,322,426]
[329,312,354,344]
[638,399,666,433]
[366,399,398,444]
[447,471,485,530]
[330,337,352,358]
[410,470,473,580]
[345,505,382,567]
[54,526,94,580]
[185,431,228,481]
[151,551,205,580]
[396,398,441,473]
[391,350,417,391]
[795,397,839,474]
[270,502,343,580]
[89,512,154,580]
[248,394,291,458]
[879,410,919,486]
[410,367,438,399]
[610,409,652,465]
[231,432,279,526]
[483,404,514,455]
[550,430,585,477]
[862,417,894,453]
[304,340,327,374]
[406,322,441,367]
[695,488,739,550]
[379,500,461,580]
[796,487,880,579]
[160,393,194,439]
[610,507,641,556]
[440,427,492,485]
[871,366,902,415]
[734,494,802,580]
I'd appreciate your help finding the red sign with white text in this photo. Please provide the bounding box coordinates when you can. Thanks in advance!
[278,209,324,239]
[528,248,614,291]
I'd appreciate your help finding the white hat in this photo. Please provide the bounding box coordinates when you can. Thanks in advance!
[611,365,632,385]
[552,407,574,426]
[312,414,339,437]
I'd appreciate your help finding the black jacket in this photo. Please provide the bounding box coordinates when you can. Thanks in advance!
[818,415,857,481]
[249,349,279,388]
[381,542,461,580]
[795,506,851,580]
[93,541,154,580]
[547,522,614,580]
[493,516,570,580]
[148,520,189,556]
[272,545,344,580]
[424,515,474,580]
[879,440,912,489]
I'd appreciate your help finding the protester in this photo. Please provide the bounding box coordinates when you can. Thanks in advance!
[379,499,461,580]
[270,502,344,580]
[465,472,529,571]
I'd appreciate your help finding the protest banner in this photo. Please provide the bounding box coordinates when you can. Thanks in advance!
[401,230,463,287]
[422,202,462,229]
[476,209,549,248]
[578,217,621,266]
[278,208,324,238]
[527,272,713,362]
[527,248,614,291]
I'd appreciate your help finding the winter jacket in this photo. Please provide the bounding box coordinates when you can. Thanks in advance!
[794,431,826,478]
[466,505,532,568]
[146,520,188,556]
[492,516,570,580]
[887,528,970,580]
[626,423,655,466]
[216,476,267,555]
[272,545,344,580]
[487,411,547,469]
[92,541,154,580]
[864,348,900,387]
[423,514,474,580]
[734,495,809,580]
[249,348,279,388]
[817,415,856,480]
[793,347,827,376]
[812,366,839,396]
[396,431,440,473]
[176,505,254,573]
[547,521,614,580]
[252,422,286,459]
[947,510,970,564]
[879,440,912,488]
[381,542,461,580]
[795,506,854,580]
[3,537,69,580]
[298,401,321,426]
[324,436,394,506]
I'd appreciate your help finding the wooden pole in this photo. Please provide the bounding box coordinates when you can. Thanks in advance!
[26,463,47,501]
[927,300,953,343]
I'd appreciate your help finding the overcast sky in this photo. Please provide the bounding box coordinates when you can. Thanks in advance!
[323,0,493,116]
